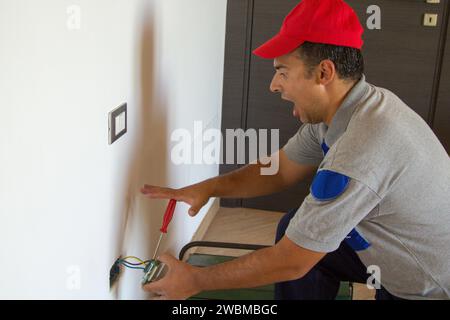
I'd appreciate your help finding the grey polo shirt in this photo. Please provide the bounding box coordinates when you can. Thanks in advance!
[283,75,450,299]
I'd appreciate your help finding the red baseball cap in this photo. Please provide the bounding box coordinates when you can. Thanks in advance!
[253,0,364,59]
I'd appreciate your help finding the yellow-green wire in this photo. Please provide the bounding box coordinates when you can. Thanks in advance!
[122,256,146,265]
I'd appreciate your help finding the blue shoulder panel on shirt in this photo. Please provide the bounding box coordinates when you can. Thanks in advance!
[311,170,350,201]
[321,141,330,156]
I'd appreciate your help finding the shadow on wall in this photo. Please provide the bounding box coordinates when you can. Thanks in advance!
[110,1,171,300]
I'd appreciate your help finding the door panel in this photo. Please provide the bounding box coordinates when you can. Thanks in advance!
[434,9,450,153]
[348,0,446,121]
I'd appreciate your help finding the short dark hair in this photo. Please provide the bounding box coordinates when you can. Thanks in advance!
[295,41,364,82]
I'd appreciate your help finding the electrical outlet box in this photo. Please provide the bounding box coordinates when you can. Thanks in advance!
[108,103,127,145]
[109,257,122,289]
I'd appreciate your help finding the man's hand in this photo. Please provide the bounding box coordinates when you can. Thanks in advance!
[141,151,317,213]
[140,182,212,216]
[142,253,201,300]
[142,237,325,299]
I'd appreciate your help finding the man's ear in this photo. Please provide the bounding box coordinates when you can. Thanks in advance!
[317,59,336,85]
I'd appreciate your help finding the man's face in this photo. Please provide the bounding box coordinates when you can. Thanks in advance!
[270,52,326,124]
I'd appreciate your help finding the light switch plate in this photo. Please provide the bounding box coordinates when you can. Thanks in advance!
[423,13,438,27]
[108,103,127,145]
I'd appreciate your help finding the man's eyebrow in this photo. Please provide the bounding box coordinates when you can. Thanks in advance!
[274,64,288,70]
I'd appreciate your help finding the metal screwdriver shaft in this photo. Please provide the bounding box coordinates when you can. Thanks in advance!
[152,233,164,260]
[152,199,176,260]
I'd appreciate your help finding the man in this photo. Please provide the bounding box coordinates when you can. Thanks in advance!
[141,0,450,300]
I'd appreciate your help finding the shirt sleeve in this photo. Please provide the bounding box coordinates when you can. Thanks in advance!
[282,124,324,166]
[285,175,381,253]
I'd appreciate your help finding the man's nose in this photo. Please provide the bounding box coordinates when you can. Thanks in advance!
[270,75,281,93]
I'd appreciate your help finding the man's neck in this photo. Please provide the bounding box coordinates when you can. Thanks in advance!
[323,80,358,126]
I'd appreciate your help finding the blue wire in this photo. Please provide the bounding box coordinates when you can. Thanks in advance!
[120,258,152,266]
[120,260,144,266]
[119,261,146,270]
[122,264,145,270]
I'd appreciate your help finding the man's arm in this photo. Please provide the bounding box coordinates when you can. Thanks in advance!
[141,150,317,215]
[207,149,317,199]
[193,236,325,291]
[143,235,325,299]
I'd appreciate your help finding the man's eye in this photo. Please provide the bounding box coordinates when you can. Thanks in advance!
[280,73,287,78]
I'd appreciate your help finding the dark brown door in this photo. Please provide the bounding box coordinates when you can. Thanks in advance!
[221,0,450,212]
[434,8,450,153]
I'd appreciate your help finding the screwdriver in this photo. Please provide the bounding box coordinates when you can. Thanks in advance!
[152,199,177,260]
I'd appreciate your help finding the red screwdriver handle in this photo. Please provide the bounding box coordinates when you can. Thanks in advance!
[160,199,176,233]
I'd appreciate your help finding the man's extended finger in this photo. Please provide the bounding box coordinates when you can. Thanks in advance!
[141,186,174,198]
[157,253,177,265]
[141,186,192,205]
[142,184,165,191]
[141,185,163,194]
[150,294,166,300]
[142,278,164,293]
[188,204,202,216]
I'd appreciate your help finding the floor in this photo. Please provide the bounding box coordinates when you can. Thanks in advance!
[196,207,375,300]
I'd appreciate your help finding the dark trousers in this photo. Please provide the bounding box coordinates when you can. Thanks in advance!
[274,208,405,300]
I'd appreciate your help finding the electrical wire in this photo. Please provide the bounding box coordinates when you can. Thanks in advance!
[119,261,146,270]
[121,264,145,270]
[122,256,146,265]
[120,259,144,266]
[117,256,151,270]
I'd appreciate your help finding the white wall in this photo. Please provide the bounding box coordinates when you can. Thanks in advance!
[0,0,227,299]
